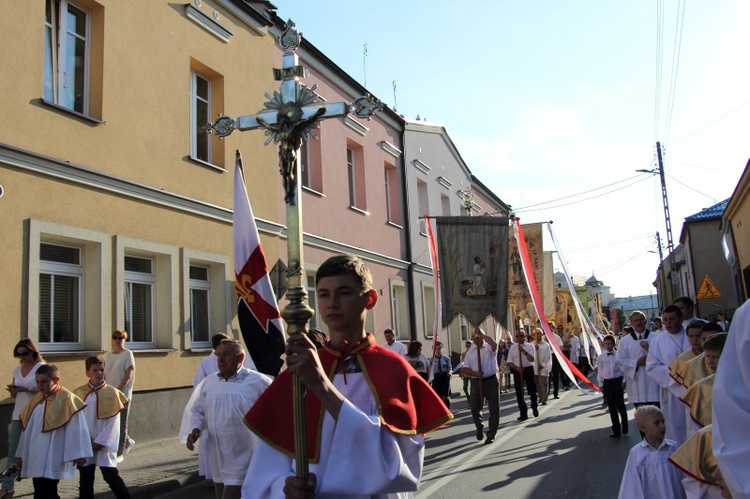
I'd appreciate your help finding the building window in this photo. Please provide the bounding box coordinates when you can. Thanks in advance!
[189,265,211,344]
[441,194,451,216]
[43,0,90,115]
[38,243,83,347]
[384,163,401,225]
[191,71,211,163]
[390,281,409,339]
[124,256,155,345]
[422,284,436,338]
[306,274,320,330]
[346,142,366,210]
[417,179,429,235]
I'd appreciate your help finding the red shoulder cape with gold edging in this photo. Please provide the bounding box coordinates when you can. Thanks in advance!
[243,333,453,463]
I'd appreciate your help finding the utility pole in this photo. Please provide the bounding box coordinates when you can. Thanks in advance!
[655,231,665,309]
[655,142,677,300]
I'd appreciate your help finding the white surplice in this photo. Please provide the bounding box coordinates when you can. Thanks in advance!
[16,401,92,479]
[616,332,660,404]
[81,391,120,468]
[646,330,691,444]
[180,367,271,486]
[617,439,686,499]
[681,477,724,499]
[242,372,425,499]
[712,299,750,499]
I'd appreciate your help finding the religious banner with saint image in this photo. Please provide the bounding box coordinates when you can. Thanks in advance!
[435,216,509,328]
[508,222,543,328]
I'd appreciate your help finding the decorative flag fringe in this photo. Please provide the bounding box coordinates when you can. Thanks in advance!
[513,219,600,392]
[546,224,604,362]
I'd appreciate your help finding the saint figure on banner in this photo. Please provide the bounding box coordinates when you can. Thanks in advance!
[466,256,487,296]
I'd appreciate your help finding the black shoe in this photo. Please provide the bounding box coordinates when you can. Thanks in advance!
[517,416,528,421]
[609,433,621,438]
[553,395,560,399]
[622,425,629,435]
[476,428,483,440]
[532,407,539,417]
[541,401,547,405]
[484,437,495,445]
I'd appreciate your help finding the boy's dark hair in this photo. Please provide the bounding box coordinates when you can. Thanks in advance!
[36,363,58,378]
[407,341,422,357]
[315,254,373,291]
[211,332,230,349]
[673,296,695,308]
[703,333,728,352]
[603,334,616,344]
[686,321,704,333]
[85,355,105,371]
[701,322,723,335]
[662,304,682,317]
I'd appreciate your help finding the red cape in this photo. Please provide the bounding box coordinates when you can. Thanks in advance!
[243,333,453,463]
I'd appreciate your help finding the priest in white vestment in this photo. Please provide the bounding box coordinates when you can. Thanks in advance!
[617,310,661,410]
[646,305,691,444]
[181,339,271,499]
[712,298,750,499]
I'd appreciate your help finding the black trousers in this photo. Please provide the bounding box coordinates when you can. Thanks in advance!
[550,355,562,396]
[469,375,499,439]
[32,477,60,499]
[79,464,130,499]
[602,377,628,435]
[511,366,537,418]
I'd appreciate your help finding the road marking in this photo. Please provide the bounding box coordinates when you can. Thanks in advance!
[416,391,571,497]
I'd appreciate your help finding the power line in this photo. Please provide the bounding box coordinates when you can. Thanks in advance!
[664,173,720,202]
[515,175,652,213]
[513,173,650,211]
[596,242,655,277]
[662,0,687,144]
[564,233,655,253]
[669,99,750,147]
[654,0,665,141]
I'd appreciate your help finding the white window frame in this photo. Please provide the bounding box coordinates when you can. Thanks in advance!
[422,282,436,339]
[124,255,156,348]
[305,273,321,331]
[191,70,211,163]
[43,0,91,115]
[27,220,111,352]
[189,265,211,345]
[115,236,179,351]
[390,280,409,340]
[181,248,232,350]
[38,243,84,350]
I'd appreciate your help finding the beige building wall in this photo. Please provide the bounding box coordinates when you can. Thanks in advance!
[0,0,282,441]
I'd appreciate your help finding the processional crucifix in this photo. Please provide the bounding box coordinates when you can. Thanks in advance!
[206,20,384,479]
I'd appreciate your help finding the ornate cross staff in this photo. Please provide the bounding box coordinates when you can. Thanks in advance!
[207,20,383,479]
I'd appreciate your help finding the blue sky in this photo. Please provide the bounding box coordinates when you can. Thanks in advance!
[275,1,750,300]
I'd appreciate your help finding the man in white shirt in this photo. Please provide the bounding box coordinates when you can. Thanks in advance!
[381,328,407,356]
[616,311,661,413]
[646,305,691,444]
[461,327,499,444]
[652,317,667,334]
[549,322,565,399]
[508,330,538,421]
[532,330,552,405]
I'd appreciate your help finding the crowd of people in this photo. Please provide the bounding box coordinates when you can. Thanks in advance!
[4,256,748,499]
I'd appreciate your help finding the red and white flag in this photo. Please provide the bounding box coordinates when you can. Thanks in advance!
[233,151,286,376]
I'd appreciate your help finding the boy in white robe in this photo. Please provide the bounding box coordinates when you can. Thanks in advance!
[182,339,272,499]
[618,405,686,499]
[242,255,452,498]
[16,363,92,499]
[646,304,691,444]
[74,356,130,499]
